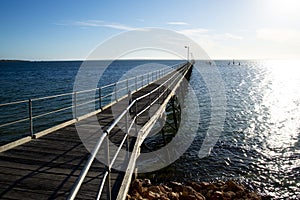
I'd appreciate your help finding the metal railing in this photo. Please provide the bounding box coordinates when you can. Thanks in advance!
[0,62,186,145]
[67,62,192,200]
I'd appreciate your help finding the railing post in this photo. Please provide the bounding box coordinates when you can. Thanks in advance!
[99,87,102,109]
[29,99,33,138]
[135,76,137,91]
[114,83,117,101]
[74,92,77,120]
[152,72,154,82]
[135,101,138,135]
[141,75,143,86]
[148,72,150,84]
[126,79,129,93]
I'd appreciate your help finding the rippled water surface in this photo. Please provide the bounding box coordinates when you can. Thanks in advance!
[0,60,299,198]
[158,60,300,199]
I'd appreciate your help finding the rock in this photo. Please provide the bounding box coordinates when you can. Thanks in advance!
[173,186,184,193]
[144,190,160,200]
[246,192,262,200]
[236,190,246,198]
[215,181,225,187]
[169,181,182,187]
[181,186,205,200]
[200,182,210,188]
[143,179,152,187]
[187,182,202,191]
[195,193,206,200]
[226,180,245,192]
[206,190,214,198]
[168,192,180,200]
[179,194,196,200]
[224,191,236,199]
[211,190,223,199]
[209,184,219,191]
[132,179,144,194]
[130,189,141,198]
[162,185,172,193]
[127,179,262,200]
[182,186,195,196]
[161,195,170,200]
[148,186,161,194]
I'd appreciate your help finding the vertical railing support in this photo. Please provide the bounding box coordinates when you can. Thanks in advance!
[135,76,137,91]
[74,92,77,120]
[99,87,102,109]
[126,79,129,93]
[148,72,150,85]
[135,101,138,135]
[141,75,143,86]
[152,72,154,82]
[114,83,117,101]
[29,99,33,138]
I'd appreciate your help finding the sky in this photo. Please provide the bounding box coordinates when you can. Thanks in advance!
[0,0,300,60]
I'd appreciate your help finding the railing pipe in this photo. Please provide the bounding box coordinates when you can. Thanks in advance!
[29,99,33,137]
[0,99,28,107]
[67,132,107,200]
[114,83,117,101]
[105,134,111,200]
[96,171,109,200]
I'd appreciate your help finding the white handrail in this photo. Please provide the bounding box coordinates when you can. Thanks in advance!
[67,62,191,199]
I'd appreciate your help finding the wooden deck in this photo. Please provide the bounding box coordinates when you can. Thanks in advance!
[0,64,193,200]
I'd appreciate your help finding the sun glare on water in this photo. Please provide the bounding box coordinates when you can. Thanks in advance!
[262,60,300,150]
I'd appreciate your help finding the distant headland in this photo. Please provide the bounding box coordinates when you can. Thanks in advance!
[0,59,31,62]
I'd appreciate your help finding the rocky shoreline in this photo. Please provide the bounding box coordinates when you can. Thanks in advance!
[127,179,271,200]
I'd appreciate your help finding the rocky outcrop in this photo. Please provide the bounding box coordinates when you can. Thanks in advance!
[127,179,269,200]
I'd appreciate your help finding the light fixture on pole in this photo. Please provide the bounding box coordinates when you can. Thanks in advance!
[184,46,189,62]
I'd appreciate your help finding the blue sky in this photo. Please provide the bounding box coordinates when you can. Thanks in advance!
[1,0,300,60]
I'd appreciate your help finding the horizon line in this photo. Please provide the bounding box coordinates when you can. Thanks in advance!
[1,58,296,62]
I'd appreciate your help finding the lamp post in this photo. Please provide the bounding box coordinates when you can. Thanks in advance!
[184,46,189,62]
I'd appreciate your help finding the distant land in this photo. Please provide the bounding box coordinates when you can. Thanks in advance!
[0,59,31,62]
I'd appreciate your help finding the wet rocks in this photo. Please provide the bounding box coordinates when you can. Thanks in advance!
[127,179,265,200]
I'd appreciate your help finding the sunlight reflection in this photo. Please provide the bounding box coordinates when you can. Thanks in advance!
[261,60,300,149]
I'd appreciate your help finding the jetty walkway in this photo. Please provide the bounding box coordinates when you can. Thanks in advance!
[0,61,193,200]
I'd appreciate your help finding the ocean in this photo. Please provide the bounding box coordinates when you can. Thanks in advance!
[0,60,299,198]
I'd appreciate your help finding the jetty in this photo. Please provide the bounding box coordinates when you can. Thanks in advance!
[0,61,193,200]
